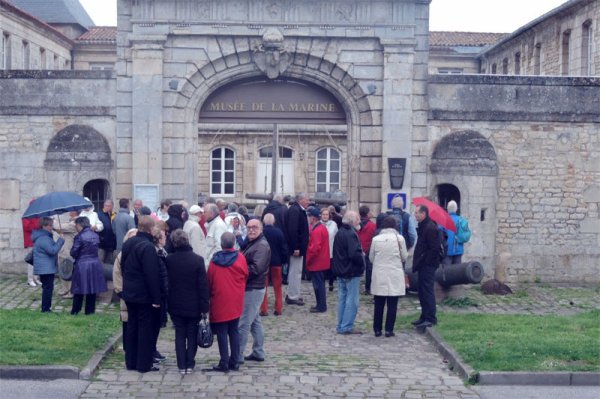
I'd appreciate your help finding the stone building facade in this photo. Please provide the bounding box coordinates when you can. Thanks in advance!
[0,0,599,283]
[480,0,599,76]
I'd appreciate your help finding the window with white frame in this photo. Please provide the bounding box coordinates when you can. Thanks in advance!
[210,147,235,196]
[316,147,341,193]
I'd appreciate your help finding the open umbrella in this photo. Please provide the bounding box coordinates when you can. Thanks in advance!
[22,191,91,219]
[412,197,456,233]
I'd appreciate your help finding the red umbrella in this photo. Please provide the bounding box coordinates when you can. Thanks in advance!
[412,197,457,233]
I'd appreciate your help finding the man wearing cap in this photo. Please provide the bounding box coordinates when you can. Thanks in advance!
[305,207,330,313]
[184,205,206,257]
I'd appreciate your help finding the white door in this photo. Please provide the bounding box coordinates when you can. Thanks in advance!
[256,147,294,195]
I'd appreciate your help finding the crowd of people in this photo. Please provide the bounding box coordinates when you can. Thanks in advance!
[24,192,471,373]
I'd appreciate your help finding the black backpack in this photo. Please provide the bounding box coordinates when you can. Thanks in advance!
[437,224,448,263]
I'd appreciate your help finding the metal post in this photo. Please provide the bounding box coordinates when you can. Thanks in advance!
[271,123,279,195]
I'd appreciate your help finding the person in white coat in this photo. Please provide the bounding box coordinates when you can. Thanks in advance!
[369,216,408,338]
[183,205,206,257]
[203,203,228,264]
[80,200,104,233]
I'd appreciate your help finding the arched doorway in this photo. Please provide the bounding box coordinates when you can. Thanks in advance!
[197,77,348,201]
[430,130,498,273]
[437,183,461,213]
[83,179,110,211]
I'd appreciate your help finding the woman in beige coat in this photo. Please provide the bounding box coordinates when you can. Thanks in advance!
[369,216,408,337]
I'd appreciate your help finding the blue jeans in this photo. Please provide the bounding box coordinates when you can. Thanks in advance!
[309,271,327,311]
[239,288,266,360]
[336,276,361,333]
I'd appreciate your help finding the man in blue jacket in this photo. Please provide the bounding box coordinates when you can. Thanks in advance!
[32,217,65,313]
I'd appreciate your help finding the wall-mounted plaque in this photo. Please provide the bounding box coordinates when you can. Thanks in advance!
[133,184,160,214]
[388,158,406,189]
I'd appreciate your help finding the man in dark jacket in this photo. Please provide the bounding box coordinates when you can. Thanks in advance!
[121,216,162,373]
[239,219,271,363]
[260,213,288,316]
[165,229,209,374]
[285,192,310,305]
[412,205,442,328]
[262,194,287,231]
[98,199,116,264]
[332,211,364,335]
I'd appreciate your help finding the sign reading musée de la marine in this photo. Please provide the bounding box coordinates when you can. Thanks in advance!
[199,78,347,124]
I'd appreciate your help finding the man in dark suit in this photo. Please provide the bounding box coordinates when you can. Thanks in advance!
[284,192,310,306]
[121,216,162,373]
[412,205,442,328]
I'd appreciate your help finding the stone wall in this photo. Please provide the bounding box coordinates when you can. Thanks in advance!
[0,71,115,267]
[480,0,599,76]
[428,74,600,283]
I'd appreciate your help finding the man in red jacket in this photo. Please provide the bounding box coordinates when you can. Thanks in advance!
[357,205,376,295]
[306,207,330,313]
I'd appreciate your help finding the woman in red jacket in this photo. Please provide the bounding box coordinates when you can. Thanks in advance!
[305,207,330,313]
[207,232,248,372]
[22,200,41,287]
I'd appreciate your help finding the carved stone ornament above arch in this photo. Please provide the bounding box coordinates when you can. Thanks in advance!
[430,130,498,176]
[45,125,113,171]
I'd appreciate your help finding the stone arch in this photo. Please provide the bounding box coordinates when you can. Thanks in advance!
[431,130,498,176]
[44,124,113,194]
[45,124,113,170]
[172,50,373,206]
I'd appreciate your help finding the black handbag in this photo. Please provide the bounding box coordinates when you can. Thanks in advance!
[197,314,213,349]
[24,250,34,265]
[58,258,74,281]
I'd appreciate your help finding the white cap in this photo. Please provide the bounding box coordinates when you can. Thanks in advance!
[189,205,203,214]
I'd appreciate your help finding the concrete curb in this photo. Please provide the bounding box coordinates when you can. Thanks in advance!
[425,327,600,386]
[79,331,122,380]
[424,326,477,382]
[0,332,122,381]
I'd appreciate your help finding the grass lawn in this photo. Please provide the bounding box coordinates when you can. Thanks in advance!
[0,309,120,368]
[431,310,600,373]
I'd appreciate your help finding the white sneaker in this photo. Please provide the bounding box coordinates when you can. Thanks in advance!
[27,280,37,287]
[34,278,42,285]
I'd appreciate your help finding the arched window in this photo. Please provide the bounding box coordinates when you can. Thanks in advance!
[562,30,571,75]
[514,52,521,75]
[491,63,497,74]
[502,58,508,74]
[533,43,542,74]
[316,147,341,193]
[210,147,235,196]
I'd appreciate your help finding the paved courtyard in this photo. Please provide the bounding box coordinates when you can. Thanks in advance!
[1,274,599,398]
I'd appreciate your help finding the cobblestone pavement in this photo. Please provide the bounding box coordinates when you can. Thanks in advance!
[2,274,598,398]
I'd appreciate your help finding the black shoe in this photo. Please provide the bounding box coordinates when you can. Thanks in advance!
[384,331,395,337]
[228,364,239,371]
[153,351,166,361]
[211,365,229,373]
[140,366,160,373]
[273,311,282,316]
[244,354,265,362]
[309,306,326,313]
[374,331,382,337]
[285,296,304,306]
[411,318,424,326]
[414,321,434,329]
[328,285,334,292]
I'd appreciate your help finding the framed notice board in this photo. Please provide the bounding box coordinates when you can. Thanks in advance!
[388,158,406,189]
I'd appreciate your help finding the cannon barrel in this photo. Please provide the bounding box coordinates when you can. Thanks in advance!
[406,261,484,288]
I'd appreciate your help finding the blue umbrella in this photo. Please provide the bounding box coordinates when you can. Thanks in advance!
[22,191,92,219]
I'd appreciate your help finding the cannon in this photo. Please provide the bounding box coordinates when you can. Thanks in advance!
[245,193,347,206]
[405,261,484,290]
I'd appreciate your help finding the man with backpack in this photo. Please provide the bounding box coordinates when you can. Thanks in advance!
[443,200,471,265]
[387,197,417,250]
